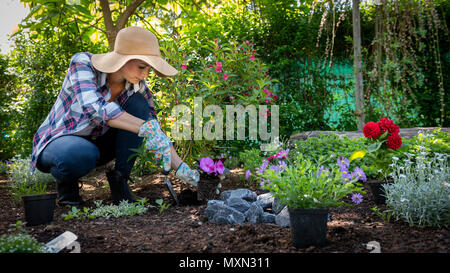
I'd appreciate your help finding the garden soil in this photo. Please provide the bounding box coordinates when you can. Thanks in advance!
[0,169,448,254]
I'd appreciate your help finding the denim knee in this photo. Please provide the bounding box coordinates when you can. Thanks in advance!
[37,136,100,183]
[123,92,151,120]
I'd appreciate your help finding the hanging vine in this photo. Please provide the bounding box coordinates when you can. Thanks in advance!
[365,0,447,126]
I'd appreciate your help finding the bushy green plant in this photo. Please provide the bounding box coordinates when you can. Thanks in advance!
[62,199,149,220]
[384,150,449,227]
[239,148,264,172]
[401,129,450,159]
[150,37,277,165]
[7,155,54,203]
[258,153,366,209]
[155,199,171,214]
[0,221,47,253]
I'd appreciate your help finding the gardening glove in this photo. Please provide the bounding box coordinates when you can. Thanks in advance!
[138,119,172,172]
[175,162,200,187]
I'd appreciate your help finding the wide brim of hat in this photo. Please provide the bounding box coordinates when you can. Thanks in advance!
[91,52,178,76]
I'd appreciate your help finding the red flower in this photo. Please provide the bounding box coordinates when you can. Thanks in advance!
[378,118,399,135]
[387,133,402,150]
[363,122,381,139]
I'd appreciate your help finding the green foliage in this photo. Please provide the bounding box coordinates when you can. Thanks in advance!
[383,150,449,227]
[150,37,276,165]
[155,198,171,214]
[0,221,47,253]
[61,199,149,220]
[7,155,54,204]
[238,148,264,172]
[259,155,365,209]
[128,143,160,176]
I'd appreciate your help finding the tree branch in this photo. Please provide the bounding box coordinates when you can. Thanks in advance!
[116,0,146,30]
[99,0,114,31]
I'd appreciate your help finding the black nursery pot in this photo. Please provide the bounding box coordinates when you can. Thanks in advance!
[368,179,392,205]
[288,207,329,249]
[197,174,221,202]
[22,193,57,226]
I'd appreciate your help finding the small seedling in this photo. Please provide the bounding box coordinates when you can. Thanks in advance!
[155,199,171,214]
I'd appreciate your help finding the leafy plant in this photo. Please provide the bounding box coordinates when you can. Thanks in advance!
[6,155,54,204]
[383,149,449,227]
[155,199,171,214]
[238,148,264,173]
[258,153,366,209]
[370,206,393,223]
[62,199,149,220]
[0,221,47,253]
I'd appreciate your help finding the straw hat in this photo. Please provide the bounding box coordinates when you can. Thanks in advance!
[91,26,178,76]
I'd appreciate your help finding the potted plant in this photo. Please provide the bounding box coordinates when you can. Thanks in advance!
[258,151,366,248]
[197,157,225,201]
[351,118,403,204]
[22,191,57,226]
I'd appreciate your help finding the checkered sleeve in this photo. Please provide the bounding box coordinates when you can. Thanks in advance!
[69,53,124,125]
[142,83,158,120]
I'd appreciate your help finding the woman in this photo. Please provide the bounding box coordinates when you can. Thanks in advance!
[30,26,199,205]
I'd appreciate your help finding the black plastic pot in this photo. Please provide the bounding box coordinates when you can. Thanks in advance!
[22,193,57,226]
[197,174,221,202]
[368,179,392,205]
[288,207,329,248]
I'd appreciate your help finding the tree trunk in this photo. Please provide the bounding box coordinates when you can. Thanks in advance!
[99,0,146,51]
[352,0,365,130]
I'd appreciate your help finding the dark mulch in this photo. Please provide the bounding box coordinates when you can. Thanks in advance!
[0,169,448,254]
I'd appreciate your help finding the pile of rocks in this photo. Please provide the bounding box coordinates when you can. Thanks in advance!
[205,188,290,227]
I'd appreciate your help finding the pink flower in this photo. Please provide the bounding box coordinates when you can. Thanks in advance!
[181,64,187,69]
[215,67,222,73]
[200,157,216,174]
[230,96,235,100]
[216,62,222,68]
[215,160,225,174]
[250,55,255,61]
[223,74,229,80]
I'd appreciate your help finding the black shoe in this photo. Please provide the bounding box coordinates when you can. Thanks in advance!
[106,169,137,204]
[56,180,83,206]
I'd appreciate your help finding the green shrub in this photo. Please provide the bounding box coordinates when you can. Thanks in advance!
[61,199,149,220]
[238,148,264,172]
[7,155,54,204]
[0,221,47,253]
[384,149,449,227]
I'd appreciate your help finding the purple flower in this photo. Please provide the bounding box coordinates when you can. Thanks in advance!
[317,166,329,177]
[270,165,280,172]
[351,167,367,182]
[276,149,290,159]
[341,171,354,183]
[256,160,269,174]
[351,193,363,204]
[337,156,349,172]
[245,170,251,180]
[278,161,287,171]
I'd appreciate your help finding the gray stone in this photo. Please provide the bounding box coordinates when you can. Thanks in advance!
[225,197,251,213]
[205,200,246,225]
[261,212,276,224]
[272,196,286,214]
[255,192,274,209]
[220,188,258,202]
[245,202,264,223]
[275,206,290,227]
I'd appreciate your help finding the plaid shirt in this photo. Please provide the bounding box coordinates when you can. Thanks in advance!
[30,52,157,174]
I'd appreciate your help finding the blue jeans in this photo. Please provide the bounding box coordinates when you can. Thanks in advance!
[36,92,151,184]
